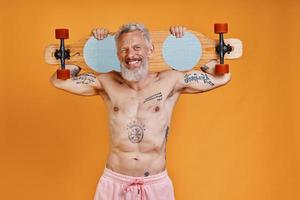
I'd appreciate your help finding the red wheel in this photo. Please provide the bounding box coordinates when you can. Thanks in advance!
[215,64,229,75]
[57,69,70,80]
[214,23,228,34]
[55,29,69,39]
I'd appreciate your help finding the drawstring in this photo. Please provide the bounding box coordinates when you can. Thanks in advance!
[123,179,146,200]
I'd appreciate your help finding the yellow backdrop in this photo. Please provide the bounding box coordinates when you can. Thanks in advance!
[1,0,299,199]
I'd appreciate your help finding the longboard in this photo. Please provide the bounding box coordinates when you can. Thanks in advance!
[45,25,243,79]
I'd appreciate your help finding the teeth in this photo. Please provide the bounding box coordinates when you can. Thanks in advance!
[128,60,139,64]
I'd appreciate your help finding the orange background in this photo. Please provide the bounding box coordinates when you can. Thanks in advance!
[1,0,299,199]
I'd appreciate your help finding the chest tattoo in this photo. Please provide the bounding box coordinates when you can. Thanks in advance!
[126,120,146,143]
[143,92,163,103]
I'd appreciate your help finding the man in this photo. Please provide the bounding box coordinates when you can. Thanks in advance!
[50,23,231,200]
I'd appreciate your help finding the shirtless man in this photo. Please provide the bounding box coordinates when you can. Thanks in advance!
[50,23,231,200]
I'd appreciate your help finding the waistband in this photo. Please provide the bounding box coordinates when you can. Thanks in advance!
[102,167,169,185]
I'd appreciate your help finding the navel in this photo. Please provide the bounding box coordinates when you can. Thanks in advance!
[144,171,150,177]
[113,106,119,112]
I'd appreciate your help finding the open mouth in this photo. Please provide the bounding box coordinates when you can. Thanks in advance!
[125,58,142,69]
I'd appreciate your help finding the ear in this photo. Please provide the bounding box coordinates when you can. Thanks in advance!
[147,43,155,58]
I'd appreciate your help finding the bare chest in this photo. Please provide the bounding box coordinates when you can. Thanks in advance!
[100,76,179,118]
[98,73,180,153]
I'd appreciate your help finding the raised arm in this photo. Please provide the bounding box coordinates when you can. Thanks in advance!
[50,65,102,96]
[50,27,110,95]
[174,60,231,94]
[169,25,231,93]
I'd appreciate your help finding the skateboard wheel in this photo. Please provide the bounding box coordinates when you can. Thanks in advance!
[55,29,69,39]
[214,23,228,34]
[215,64,229,75]
[57,69,70,80]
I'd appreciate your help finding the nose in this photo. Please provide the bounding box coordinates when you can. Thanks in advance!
[127,48,135,58]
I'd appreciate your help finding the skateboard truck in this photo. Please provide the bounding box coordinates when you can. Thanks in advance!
[214,23,232,75]
[54,29,71,80]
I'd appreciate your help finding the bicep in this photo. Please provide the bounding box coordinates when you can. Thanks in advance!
[51,73,103,96]
[174,70,231,94]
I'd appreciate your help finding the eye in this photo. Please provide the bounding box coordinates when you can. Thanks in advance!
[120,48,127,53]
[134,46,141,50]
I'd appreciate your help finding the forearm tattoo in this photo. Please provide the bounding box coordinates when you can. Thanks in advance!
[184,73,214,86]
[126,120,146,143]
[71,73,97,85]
[144,92,163,103]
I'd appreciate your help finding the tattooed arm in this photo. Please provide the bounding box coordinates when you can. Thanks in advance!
[50,65,102,96]
[169,26,231,93]
[174,60,231,94]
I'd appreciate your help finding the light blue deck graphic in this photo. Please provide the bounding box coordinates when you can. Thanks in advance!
[83,36,120,73]
[162,32,202,71]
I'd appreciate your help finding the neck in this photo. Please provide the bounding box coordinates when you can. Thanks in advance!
[123,72,157,91]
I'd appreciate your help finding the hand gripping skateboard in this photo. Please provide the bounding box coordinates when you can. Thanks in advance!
[44,23,243,80]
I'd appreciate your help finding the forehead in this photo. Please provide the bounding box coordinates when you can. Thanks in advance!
[117,30,147,46]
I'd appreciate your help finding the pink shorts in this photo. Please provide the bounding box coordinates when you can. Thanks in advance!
[93,167,175,200]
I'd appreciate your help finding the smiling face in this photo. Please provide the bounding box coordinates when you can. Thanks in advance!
[117,30,153,82]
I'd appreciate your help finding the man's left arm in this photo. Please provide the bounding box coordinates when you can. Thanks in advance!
[169,26,231,94]
[173,60,231,94]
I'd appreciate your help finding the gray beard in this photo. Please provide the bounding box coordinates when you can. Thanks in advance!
[121,60,148,82]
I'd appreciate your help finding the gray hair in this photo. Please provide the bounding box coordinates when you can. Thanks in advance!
[115,23,152,46]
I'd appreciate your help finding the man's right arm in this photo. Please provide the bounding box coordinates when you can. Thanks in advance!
[50,27,109,95]
[50,65,102,96]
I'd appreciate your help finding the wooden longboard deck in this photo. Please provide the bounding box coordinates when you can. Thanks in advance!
[44,30,243,73]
